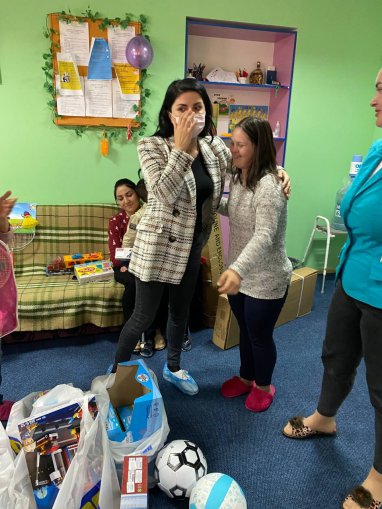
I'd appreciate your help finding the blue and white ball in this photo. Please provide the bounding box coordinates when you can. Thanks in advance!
[189,473,247,509]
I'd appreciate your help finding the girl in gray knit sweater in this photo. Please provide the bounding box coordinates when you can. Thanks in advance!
[218,118,292,413]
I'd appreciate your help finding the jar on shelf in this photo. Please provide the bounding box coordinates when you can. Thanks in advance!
[249,61,264,85]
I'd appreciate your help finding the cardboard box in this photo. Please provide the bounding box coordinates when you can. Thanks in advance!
[106,360,163,443]
[212,267,318,350]
[120,456,148,509]
[201,214,225,287]
[74,260,114,284]
[275,267,318,327]
[212,293,240,349]
[202,282,220,328]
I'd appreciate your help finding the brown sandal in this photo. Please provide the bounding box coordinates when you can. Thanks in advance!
[342,485,382,508]
[282,416,337,439]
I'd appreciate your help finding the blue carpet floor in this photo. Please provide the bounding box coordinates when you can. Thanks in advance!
[2,275,373,509]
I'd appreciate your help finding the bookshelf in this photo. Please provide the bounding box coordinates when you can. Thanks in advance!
[185,18,297,166]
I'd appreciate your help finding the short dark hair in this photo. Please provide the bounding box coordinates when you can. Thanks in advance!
[113,178,136,200]
[154,78,214,139]
[233,117,277,190]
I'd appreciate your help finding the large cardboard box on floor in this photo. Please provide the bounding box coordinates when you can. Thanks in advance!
[201,214,225,327]
[212,267,318,349]
[201,213,225,287]
[106,360,162,443]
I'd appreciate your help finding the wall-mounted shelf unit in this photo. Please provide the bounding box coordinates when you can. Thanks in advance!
[185,17,297,166]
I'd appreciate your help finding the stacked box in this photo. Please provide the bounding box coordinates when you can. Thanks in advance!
[212,267,318,349]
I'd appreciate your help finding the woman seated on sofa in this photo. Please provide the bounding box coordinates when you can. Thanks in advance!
[108,178,166,357]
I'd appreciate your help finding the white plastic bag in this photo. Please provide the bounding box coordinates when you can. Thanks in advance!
[91,370,170,465]
[0,422,35,509]
[4,384,120,509]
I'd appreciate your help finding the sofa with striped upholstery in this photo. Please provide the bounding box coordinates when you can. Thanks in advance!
[12,204,124,333]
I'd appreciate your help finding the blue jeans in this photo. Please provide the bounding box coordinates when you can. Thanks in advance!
[114,236,204,370]
[228,290,287,386]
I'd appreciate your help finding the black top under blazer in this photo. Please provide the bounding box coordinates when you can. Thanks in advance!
[130,135,232,284]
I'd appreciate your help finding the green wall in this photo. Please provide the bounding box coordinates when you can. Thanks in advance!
[1,0,381,267]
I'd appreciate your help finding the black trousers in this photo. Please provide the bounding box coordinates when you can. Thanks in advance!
[114,266,167,341]
[317,281,382,473]
[114,236,204,369]
[228,290,287,386]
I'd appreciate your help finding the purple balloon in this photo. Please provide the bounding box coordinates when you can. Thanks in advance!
[125,35,154,69]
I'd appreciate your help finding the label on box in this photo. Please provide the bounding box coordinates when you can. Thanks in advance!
[115,247,132,260]
[121,455,148,509]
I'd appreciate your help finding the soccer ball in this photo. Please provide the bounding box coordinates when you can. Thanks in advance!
[154,439,207,499]
[189,473,247,509]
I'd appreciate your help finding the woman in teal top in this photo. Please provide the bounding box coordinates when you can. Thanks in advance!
[283,69,382,509]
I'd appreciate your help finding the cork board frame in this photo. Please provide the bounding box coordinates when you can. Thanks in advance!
[49,13,141,128]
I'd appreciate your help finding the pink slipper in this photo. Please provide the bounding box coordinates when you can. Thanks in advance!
[0,400,15,421]
[221,376,253,398]
[245,385,275,412]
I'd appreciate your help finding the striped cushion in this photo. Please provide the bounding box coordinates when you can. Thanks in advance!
[13,204,124,331]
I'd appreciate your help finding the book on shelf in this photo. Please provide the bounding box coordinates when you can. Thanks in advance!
[228,104,269,133]
[18,397,98,509]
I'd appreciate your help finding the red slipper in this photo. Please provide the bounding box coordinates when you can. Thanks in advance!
[245,385,275,412]
[0,400,15,421]
[221,376,253,398]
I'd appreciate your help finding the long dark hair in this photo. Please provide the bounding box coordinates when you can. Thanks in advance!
[113,178,136,200]
[113,176,147,203]
[154,78,214,139]
[232,117,277,190]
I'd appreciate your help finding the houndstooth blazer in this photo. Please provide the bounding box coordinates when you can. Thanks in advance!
[129,135,231,284]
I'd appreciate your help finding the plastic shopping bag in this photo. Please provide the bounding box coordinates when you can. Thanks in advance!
[5,384,120,509]
[91,367,170,465]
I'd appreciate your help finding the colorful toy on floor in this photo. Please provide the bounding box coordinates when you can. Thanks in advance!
[155,440,207,499]
[189,473,247,509]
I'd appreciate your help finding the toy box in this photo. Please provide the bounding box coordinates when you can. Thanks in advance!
[120,455,148,509]
[18,397,98,509]
[74,260,114,284]
[106,360,163,443]
[63,251,103,268]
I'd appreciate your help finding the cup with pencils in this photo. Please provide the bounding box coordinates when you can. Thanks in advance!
[236,68,249,84]
[191,63,205,81]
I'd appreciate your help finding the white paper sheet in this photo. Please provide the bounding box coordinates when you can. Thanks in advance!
[107,25,135,63]
[112,79,139,118]
[56,76,86,116]
[84,78,113,117]
[59,20,89,66]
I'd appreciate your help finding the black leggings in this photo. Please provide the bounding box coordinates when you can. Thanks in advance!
[114,237,203,370]
[228,290,287,386]
[317,281,382,473]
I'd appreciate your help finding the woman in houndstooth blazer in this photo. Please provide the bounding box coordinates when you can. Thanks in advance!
[113,79,232,395]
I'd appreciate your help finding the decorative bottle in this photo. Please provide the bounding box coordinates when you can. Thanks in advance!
[331,155,363,231]
[250,61,263,85]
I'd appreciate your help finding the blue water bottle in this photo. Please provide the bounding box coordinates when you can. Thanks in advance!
[331,155,363,231]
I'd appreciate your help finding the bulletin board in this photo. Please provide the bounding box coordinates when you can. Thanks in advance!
[48,13,142,128]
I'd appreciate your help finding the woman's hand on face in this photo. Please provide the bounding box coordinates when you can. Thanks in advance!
[172,110,195,154]
[217,269,241,295]
[278,169,291,199]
